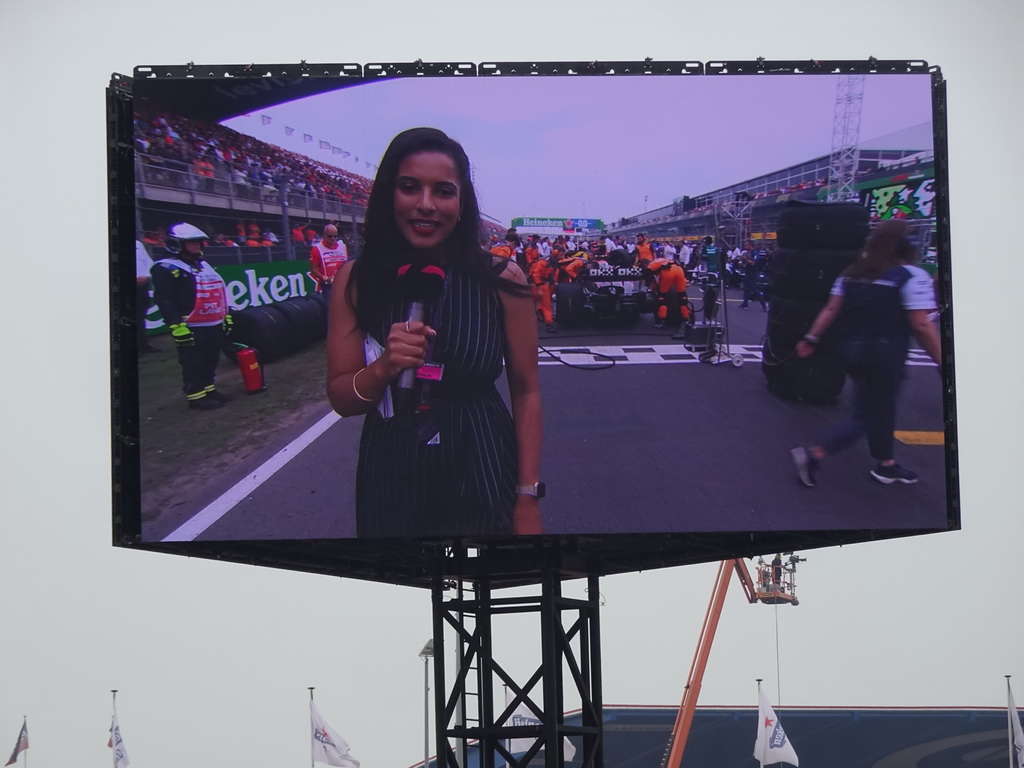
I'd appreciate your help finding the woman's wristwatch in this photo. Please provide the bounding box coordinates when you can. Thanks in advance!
[517,482,546,499]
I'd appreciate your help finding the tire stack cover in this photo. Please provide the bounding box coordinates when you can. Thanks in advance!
[762,201,868,404]
[228,304,293,362]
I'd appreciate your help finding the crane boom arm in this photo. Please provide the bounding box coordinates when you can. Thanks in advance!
[661,559,760,768]
[732,558,759,604]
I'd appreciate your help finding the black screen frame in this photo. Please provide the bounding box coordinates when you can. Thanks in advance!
[109,59,958,588]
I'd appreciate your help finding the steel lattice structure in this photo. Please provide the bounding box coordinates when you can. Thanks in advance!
[827,75,866,202]
[432,566,604,768]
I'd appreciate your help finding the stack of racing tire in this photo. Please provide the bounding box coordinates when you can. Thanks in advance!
[762,201,869,404]
[224,293,329,363]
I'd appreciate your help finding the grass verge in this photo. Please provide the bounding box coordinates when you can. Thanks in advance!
[138,337,332,523]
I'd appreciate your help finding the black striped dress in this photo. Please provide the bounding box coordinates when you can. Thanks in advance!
[356,261,517,538]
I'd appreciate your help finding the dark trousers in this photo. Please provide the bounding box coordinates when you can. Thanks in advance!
[741,273,766,306]
[820,337,908,461]
[178,325,224,399]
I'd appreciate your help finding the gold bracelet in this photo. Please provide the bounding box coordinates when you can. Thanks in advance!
[351,367,374,402]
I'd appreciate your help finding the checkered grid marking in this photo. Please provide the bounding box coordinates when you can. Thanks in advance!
[536,344,940,367]
[537,344,764,366]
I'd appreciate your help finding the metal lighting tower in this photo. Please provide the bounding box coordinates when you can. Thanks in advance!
[826,75,866,202]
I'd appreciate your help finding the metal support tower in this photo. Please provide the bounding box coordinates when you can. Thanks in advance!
[826,75,866,202]
[716,198,753,251]
[431,567,604,768]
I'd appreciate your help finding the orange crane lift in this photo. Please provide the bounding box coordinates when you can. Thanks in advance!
[660,554,805,768]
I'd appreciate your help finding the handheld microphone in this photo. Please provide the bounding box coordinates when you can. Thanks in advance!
[396,261,446,394]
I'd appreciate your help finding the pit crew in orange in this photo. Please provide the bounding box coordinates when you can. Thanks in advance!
[647,257,690,328]
[635,233,655,265]
[528,254,556,333]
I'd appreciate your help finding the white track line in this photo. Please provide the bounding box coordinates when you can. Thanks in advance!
[161,410,342,542]
[162,342,938,541]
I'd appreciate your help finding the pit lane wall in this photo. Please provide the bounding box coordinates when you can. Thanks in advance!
[144,256,315,333]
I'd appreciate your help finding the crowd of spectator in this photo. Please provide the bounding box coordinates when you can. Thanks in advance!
[140,219,362,254]
[132,109,816,264]
[134,107,374,208]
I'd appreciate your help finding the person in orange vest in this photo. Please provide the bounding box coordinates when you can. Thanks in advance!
[150,223,233,411]
[646,257,690,329]
[554,248,587,283]
[490,230,519,260]
[309,223,349,303]
[634,233,655,265]
[193,153,215,191]
[523,236,540,267]
[528,253,557,334]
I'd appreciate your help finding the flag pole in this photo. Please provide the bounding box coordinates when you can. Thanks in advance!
[756,679,764,768]
[1008,676,1014,768]
[111,690,118,768]
[309,688,316,768]
[22,717,27,768]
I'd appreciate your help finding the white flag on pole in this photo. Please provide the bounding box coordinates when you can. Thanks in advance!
[505,690,576,761]
[109,707,130,768]
[1009,681,1024,768]
[311,701,360,768]
[753,687,799,767]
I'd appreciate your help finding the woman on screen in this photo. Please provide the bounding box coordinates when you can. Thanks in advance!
[790,220,942,488]
[326,127,543,537]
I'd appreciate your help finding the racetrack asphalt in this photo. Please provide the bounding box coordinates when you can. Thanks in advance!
[147,288,949,544]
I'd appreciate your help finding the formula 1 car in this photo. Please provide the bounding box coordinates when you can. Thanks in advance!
[554,265,651,326]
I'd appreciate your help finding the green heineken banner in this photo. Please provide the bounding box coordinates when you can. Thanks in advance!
[511,217,605,231]
[145,259,317,333]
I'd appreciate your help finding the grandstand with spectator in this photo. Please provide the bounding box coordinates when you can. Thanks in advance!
[134,107,371,262]
[606,122,936,258]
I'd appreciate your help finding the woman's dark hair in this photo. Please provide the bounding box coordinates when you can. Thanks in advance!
[347,127,524,332]
[843,220,919,280]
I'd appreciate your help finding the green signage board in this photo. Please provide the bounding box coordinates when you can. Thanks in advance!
[145,259,318,333]
[511,217,605,230]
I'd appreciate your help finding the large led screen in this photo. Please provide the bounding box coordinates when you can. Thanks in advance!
[110,61,957,585]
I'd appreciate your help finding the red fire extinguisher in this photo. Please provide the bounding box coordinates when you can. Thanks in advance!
[234,344,268,394]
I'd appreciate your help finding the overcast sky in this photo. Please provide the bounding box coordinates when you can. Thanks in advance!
[223,74,932,225]
[2,3,1023,768]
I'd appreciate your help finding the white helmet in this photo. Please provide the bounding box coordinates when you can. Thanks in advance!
[166,222,209,254]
